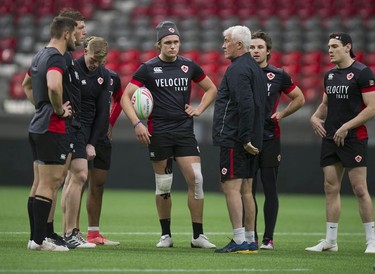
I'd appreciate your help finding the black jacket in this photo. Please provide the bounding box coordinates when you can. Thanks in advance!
[212,53,267,149]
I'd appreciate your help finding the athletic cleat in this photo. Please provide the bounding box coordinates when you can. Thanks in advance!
[191,234,216,249]
[214,240,251,254]
[64,228,96,248]
[260,239,274,250]
[47,232,76,249]
[365,241,375,253]
[27,240,32,249]
[156,235,173,248]
[305,239,338,252]
[86,234,120,246]
[29,239,69,251]
[248,241,259,253]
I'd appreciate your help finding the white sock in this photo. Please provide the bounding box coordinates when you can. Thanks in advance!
[233,227,245,244]
[363,222,375,243]
[88,226,99,232]
[326,222,338,245]
[245,231,255,243]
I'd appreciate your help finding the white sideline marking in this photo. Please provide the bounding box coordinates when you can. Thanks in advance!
[0,231,363,236]
[0,269,310,273]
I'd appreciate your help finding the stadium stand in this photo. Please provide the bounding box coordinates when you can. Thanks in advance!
[1,0,375,109]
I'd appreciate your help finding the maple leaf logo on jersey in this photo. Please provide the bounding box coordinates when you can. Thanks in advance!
[221,168,227,175]
[347,73,354,80]
[168,27,175,33]
[97,77,104,85]
[355,155,362,163]
[267,72,275,80]
[181,65,189,73]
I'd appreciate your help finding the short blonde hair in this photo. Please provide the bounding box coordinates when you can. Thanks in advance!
[84,36,108,61]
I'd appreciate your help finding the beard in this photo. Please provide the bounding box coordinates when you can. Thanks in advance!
[67,40,76,52]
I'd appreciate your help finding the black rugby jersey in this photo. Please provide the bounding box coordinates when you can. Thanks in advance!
[262,64,296,140]
[75,56,111,146]
[130,56,205,134]
[108,69,123,127]
[28,47,67,134]
[324,61,375,140]
[63,52,81,129]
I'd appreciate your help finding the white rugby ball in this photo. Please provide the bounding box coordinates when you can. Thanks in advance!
[131,87,153,120]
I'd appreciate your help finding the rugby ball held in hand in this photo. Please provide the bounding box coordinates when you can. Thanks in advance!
[131,87,154,120]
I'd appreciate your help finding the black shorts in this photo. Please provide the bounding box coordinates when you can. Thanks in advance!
[148,133,200,161]
[89,139,112,170]
[256,138,281,168]
[219,146,255,181]
[320,138,368,168]
[68,127,87,160]
[29,131,69,165]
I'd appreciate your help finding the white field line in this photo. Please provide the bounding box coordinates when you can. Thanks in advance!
[0,268,311,273]
[0,231,363,236]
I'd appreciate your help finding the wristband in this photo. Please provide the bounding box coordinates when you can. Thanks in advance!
[133,120,142,128]
[56,109,65,117]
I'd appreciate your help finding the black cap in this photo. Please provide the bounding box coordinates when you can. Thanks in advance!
[329,32,355,58]
[156,21,180,42]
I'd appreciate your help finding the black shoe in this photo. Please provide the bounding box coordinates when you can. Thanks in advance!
[47,232,76,249]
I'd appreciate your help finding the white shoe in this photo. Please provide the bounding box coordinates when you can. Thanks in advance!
[365,241,375,253]
[29,240,69,251]
[191,234,216,248]
[27,240,32,249]
[305,239,338,252]
[156,235,173,248]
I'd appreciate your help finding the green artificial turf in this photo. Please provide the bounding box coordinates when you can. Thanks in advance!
[0,186,374,273]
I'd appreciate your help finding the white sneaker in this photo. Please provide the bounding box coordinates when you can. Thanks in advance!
[27,240,32,249]
[156,235,173,248]
[29,240,69,251]
[305,239,338,252]
[191,234,216,248]
[365,241,375,253]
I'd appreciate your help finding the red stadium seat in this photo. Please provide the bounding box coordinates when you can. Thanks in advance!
[96,0,113,10]
[120,49,140,62]
[9,72,26,100]
[302,51,323,64]
[0,48,15,64]
[199,50,222,65]
[106,49,121,64]
[282,51,302,66]
[301,63,322,76]
[139,49,157,63]
[182,50,200,62]
[367,52,375,67]
[118,62,141,76]
[0,37,16,50]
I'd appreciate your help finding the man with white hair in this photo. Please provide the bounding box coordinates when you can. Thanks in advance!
[212,25,267,254]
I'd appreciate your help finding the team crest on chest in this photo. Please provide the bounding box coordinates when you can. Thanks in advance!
[221,168,227,175]
[97,77,104,85]
[267,72,275,80]
[181,65,189,73]
[347,73,354,80]
[355,155,362,163]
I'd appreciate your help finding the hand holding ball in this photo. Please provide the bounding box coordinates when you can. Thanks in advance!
[131,87,153,120]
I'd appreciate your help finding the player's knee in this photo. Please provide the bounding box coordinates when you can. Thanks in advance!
[192,163,204,199]
[155,173,173,195]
